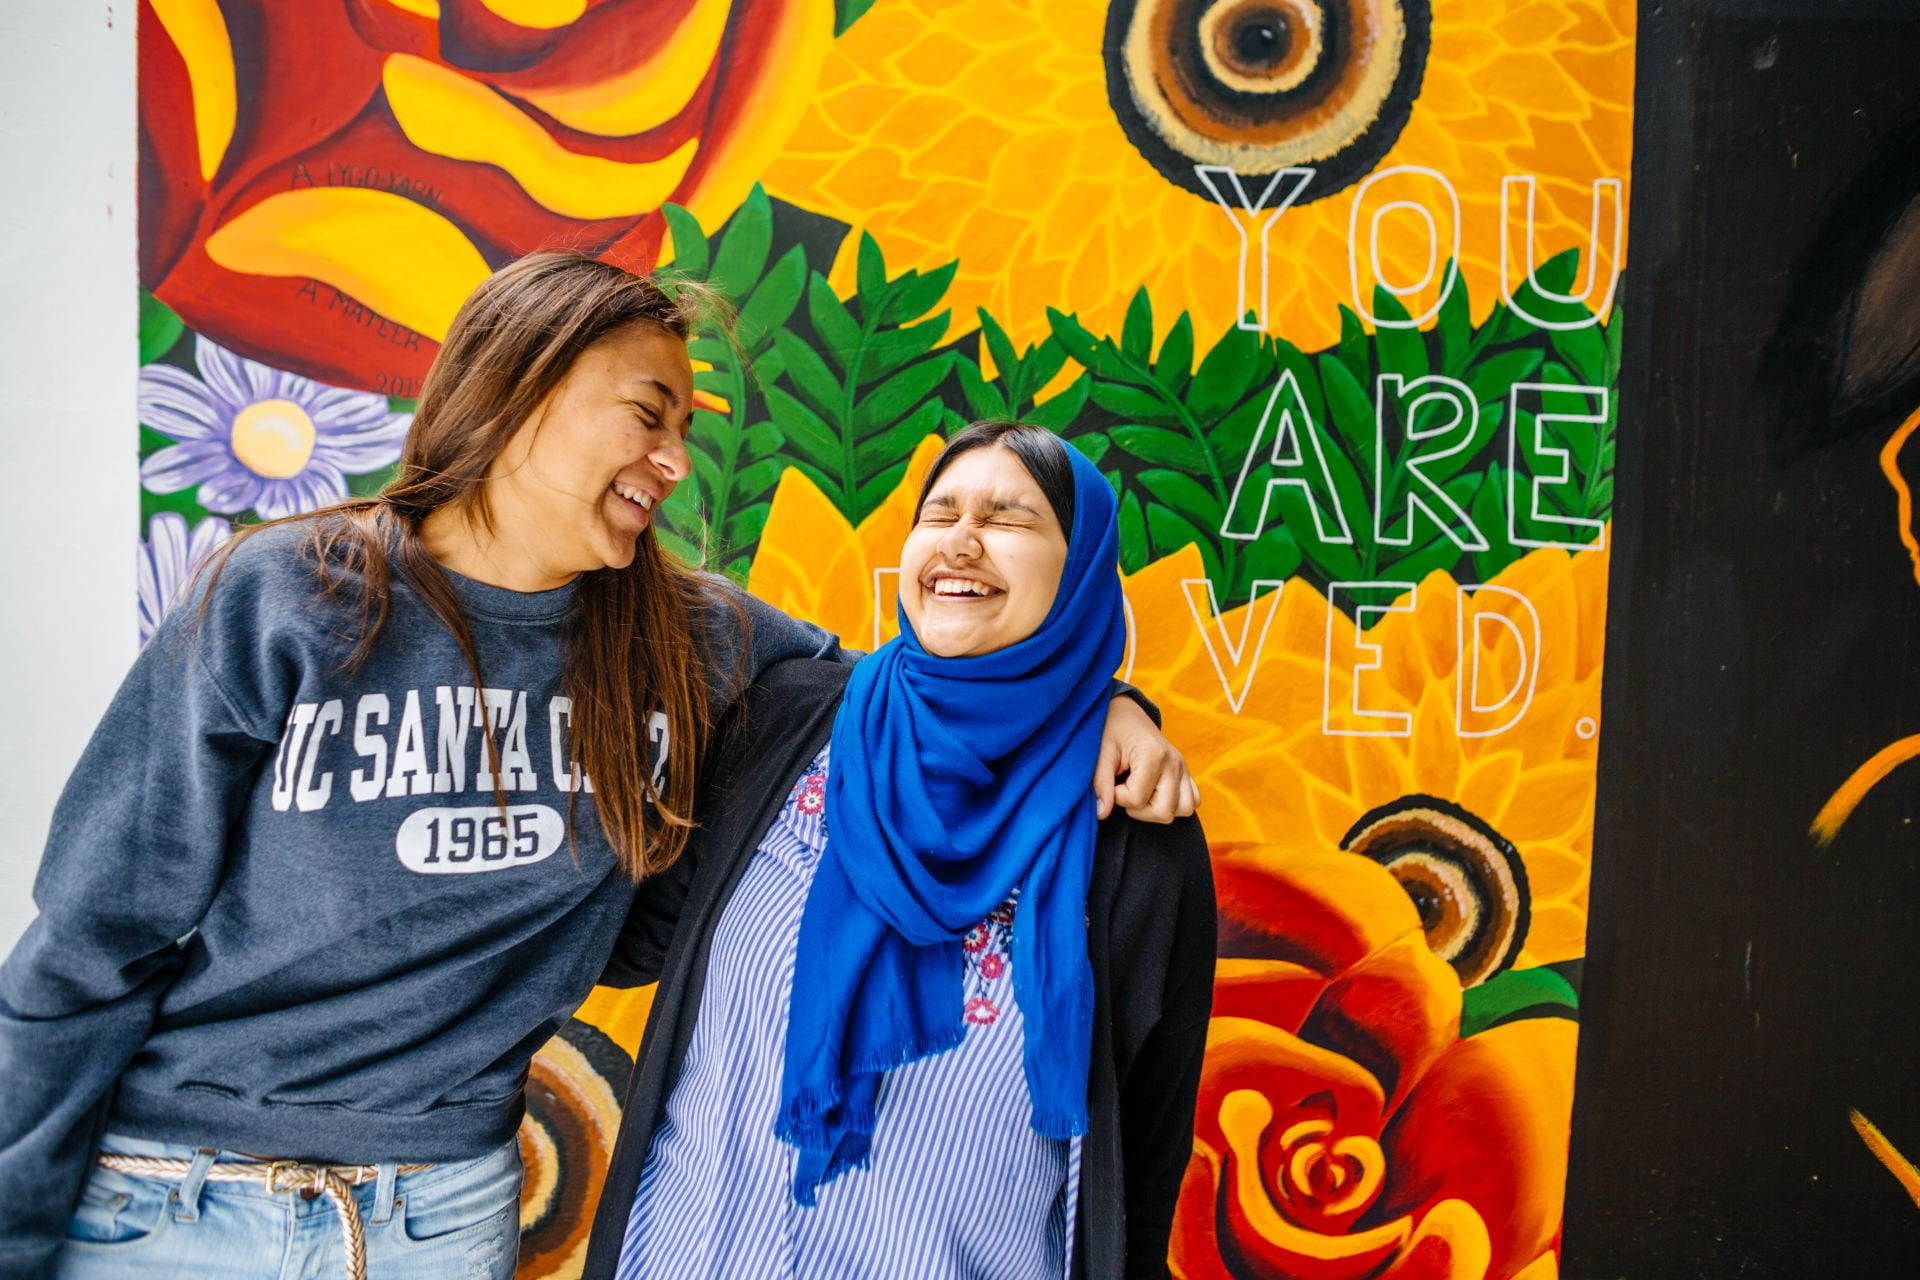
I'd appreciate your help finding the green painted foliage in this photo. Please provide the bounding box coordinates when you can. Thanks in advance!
[1459,964,1579,1038]
[636,201,1619,599]
[650,188,803,578]
[137,200,1619,603]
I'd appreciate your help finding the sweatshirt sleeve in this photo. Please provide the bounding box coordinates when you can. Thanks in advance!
[1119,818,1217,1278]
[0,588,280,1276]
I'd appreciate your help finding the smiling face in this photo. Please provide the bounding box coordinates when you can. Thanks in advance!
[899,444,1071,657]
[485,321,694,581]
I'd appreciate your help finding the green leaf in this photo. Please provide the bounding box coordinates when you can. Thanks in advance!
[1549,322,1607,387]
[659,204,710,280]
[1507,248,1593,329]
[883,260,957,325]
[139,292,184,365]
[1470,464,1521,581]
[1089,380,1181,425]
[1460,966,1579,1038]
[977,310,1020,386]
[1121,287,1154,361]
[708,186,773,301]
[1117,490,1149,572]
[856,232,888,307]
[724,502,772,549]
[1137,468,1224,527]
[772,330,845,419]
[1147,505,1222,581]
[855,464,910,517]
[1015,338,1070,409]
[1298,533,1365,585]
[761,386,839,469]
[835,0,879,36]
[1317,353,1376,481]
[1028,374,1091,431]
[1336,306,1371,389]
[1231,529,1304,603]
[860,315,950,383]
[857,401,944,472]
[1379,532,1469,586]
[1189,324,1264,423]
[955,357,1009,420]
[737,245,807,348]
[1047,307,1102,370]
[806,274,863,369]
[1372,288,1428,383]
[855,353,955,434]
[1111,424,1207,470]
[1437,262,1472,376]
[687,445,724,503]
[1069,433,1110,465]
[733,458,787,500]
[744,421,786,460]
[1155,313,1194,392]
[1466,348,1544,407]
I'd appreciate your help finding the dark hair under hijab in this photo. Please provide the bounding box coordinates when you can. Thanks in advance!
[915,421,1078,542]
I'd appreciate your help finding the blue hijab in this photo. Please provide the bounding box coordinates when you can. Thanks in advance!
[775,437,1126,1204]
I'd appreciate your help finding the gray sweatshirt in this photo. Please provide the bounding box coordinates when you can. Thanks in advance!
[0,521,848,1276]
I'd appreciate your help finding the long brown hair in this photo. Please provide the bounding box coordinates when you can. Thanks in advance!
[204,251,726,878]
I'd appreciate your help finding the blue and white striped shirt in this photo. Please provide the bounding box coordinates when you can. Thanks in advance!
[617,746,1080,1278]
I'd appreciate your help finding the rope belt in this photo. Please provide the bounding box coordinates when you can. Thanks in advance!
[95,1153,433,1280]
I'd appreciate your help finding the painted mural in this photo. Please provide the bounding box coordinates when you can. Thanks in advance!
[135,1,1633,1275]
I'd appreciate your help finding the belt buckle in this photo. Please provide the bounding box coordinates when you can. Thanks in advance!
[265,1159,312,1195]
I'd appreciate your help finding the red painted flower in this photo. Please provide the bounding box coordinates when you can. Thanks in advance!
[962,924,991,954]
[1171,842,1574,1280]
[978,952,1006,981]
[138,0,835,392]
[964,997,1000,1027]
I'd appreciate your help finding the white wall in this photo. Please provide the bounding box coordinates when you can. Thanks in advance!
[0,4,138,951]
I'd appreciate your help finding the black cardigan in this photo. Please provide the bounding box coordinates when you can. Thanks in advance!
[581,659,1216,1279]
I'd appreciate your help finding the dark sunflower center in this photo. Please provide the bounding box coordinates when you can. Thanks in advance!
[1232,11,1291,69]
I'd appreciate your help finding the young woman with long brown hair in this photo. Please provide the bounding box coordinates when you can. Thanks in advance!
[0,253,1193,1280]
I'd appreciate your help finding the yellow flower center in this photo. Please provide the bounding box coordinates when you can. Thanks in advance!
[229,398,317,479]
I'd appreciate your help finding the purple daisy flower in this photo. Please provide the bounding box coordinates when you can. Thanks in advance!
[139,335,411,520]
[138,512,232,647]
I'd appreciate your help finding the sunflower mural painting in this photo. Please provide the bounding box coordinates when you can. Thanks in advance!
[135,2,1633,1276]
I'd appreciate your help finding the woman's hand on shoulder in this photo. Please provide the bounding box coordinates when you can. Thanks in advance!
[1095,696,1200,824]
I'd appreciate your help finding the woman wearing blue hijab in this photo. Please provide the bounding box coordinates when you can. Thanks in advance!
[583,423,1217,1279]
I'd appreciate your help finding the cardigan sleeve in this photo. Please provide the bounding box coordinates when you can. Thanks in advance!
[1117,817,1217,1278]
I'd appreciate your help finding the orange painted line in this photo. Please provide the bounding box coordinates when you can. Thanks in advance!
[1811,735,1920,847]
[1851,1109,1920,1209]
[1879,403,1920,591]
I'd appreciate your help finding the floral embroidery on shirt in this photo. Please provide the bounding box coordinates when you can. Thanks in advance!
[961,894,1017,1024]
[796,772,825,815]
[965,996,1001,1026]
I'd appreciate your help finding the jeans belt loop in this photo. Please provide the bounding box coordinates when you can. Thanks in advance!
[170,1147,218,1223]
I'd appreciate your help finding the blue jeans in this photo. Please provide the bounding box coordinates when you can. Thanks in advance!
[53,1132,523,1280]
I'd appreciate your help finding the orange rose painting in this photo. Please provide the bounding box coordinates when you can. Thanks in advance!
[134,3,1634,1276]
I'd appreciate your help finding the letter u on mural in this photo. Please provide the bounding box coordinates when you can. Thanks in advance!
[135,1,1632,1275]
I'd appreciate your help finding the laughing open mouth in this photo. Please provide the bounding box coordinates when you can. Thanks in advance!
[928,573,1002,598]
[612,480,656,515]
